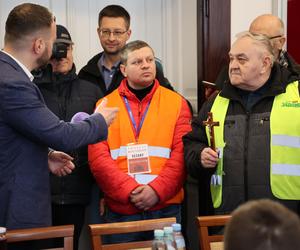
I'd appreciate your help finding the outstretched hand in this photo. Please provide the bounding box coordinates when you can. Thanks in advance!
[94,98,119,127]
[48,151,75,177]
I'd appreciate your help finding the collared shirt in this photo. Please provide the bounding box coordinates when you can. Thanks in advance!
[97,53,120,90]
[1,50,34,82]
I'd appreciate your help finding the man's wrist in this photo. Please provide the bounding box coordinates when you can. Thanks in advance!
[48,149,55,157]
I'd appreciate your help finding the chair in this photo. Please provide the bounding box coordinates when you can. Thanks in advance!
[196,215,231,250]
[89,217,176,250]
[7,224,74,250]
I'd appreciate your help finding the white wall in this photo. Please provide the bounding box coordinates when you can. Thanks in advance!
[0,0,286,112]
[231,0,287,44]
[0,0,197,103]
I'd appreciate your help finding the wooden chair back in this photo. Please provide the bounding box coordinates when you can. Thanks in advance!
[7,224,74,250]
[89,217,176,250]
[196,215,231,250]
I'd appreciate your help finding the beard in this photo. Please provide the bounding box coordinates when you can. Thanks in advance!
[36,48,51,69]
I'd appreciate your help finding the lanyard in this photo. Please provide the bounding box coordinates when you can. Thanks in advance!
[123,96,151,140]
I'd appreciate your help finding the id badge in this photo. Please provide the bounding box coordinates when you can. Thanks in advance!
[127,143,151,174]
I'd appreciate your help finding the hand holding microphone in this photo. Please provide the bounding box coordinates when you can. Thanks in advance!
[70,98,118,127]
[94,98,119,126]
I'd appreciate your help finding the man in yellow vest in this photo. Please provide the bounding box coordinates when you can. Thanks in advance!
[184,31,300,216]
[89,40,192,243]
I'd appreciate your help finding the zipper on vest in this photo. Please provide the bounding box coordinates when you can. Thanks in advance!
[244,111,250,202]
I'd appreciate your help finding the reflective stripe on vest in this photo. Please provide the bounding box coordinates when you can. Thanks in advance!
[209,81,300,207]
[205,95,229,208]
[270,81,300,199]
[110,145,171,160]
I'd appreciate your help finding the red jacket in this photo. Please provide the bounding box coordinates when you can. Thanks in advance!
[88,79,192,214]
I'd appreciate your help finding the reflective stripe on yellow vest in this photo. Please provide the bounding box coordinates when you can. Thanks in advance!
[205,95,228,208]
[270,81,300,199]
[103,86,184,204]
[208,81,300,208]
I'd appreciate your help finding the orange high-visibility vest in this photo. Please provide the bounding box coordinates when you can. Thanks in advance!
[102,86,184,204]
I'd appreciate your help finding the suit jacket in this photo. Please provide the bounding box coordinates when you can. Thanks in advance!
[0,51,107,229]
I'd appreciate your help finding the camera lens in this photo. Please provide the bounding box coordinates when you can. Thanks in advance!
[51,43,68,60]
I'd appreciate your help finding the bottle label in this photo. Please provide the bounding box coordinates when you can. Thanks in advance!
[175,238,186,249]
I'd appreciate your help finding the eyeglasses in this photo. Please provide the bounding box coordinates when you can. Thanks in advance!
[99,29,128,39]
[269,35,283,39]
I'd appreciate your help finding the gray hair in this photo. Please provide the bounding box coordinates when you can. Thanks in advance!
[236,31,275,64]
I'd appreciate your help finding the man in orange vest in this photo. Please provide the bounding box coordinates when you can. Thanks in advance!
[88,40,192,243]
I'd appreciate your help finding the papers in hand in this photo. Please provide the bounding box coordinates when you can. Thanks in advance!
[202,80,217,89]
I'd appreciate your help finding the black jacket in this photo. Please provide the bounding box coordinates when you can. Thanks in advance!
[184,63,300,215]
[34,64,104,205]
[78,52,174,95]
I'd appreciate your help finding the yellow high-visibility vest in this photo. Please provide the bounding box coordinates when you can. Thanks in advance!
[208,81,300,208]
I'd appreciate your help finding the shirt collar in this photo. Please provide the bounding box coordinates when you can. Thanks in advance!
[98,53,121,71]
[2,50,34,81]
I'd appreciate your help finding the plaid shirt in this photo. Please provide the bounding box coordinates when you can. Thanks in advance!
[278,50,289,68]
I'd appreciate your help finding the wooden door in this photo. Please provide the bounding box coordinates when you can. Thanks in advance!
[197,0,231,110]
[287,0,300,64]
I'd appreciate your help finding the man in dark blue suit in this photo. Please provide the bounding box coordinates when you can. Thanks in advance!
[0,3,118,232]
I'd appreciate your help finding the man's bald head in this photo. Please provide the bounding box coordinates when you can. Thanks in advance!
[249,14,285,59]
[249,14,284,37]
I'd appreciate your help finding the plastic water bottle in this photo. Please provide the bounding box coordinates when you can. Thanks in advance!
[172,223,186,250]
[152,229,166,250]
[0,227,7,250]
[163,226,176,250]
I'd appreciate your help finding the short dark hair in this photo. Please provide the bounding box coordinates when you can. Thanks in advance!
[224,199,300,250]
[98,5,130,30]
[5,3,53,44]
[120,40,154,65]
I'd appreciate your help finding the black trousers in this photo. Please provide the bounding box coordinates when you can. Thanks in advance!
[51,204,86,250]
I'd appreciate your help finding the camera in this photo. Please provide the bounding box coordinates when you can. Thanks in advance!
[51,42,68,60]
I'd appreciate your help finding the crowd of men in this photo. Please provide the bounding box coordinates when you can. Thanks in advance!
[0,2,300,250]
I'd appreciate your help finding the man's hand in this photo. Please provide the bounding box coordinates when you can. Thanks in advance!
[200,147,219,168]
[48,151,75,177]
[130,185,159,211]
[95,98,119,126]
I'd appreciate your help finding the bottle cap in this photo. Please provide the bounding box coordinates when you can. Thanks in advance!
[172,223,181,232]
[154,229,164,237]
[0,227,6,234]
[163,226,173,234]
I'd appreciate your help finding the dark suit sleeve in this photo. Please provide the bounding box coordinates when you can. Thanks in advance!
[0,79,107,152]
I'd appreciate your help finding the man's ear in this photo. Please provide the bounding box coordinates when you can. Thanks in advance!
[120,63,127,77]
[279,36,286,49]
[126,29,132,41]
[97,27,101,39]
[261,55,272,74]
[32,38,44,55]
